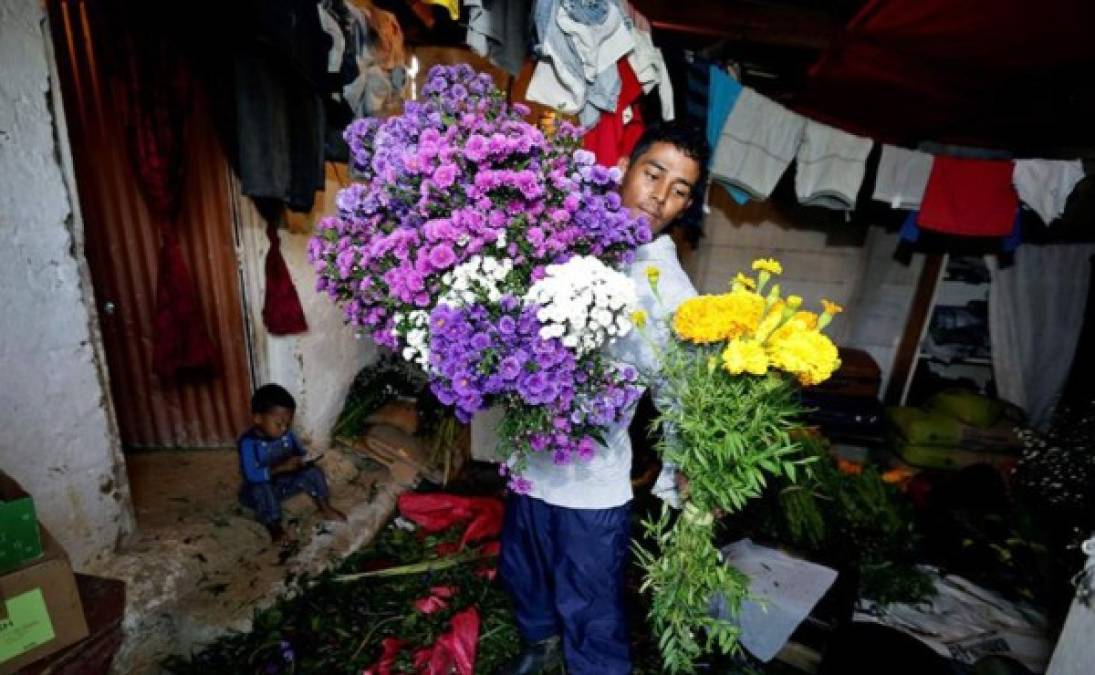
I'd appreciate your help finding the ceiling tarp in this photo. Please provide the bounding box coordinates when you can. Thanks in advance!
[793,0,1095,156]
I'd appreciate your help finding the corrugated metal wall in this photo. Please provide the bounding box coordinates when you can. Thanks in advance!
[51,0,252,448]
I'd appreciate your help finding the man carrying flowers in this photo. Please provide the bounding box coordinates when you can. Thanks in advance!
[497,122,709,675]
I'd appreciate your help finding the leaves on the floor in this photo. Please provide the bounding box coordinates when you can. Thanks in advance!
[163,519,521,675]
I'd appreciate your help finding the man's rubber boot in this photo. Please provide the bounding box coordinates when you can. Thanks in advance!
[494,635,565,675]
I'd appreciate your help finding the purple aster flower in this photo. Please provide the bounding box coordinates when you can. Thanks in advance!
[433,163,458,188]
[508,476,533,495]
[428,243,456,269]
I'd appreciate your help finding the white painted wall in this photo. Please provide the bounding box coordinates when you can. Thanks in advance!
[234,171,376,453]
[690,186,924,391]
[0,0,135,567]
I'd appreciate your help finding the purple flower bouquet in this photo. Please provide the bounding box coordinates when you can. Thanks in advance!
[309,65,649,490]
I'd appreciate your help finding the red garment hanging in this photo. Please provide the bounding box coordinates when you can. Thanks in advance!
[582,60,645,167]
[120,33,217,379]
[917,157,1018,237]
[263,219,309,335]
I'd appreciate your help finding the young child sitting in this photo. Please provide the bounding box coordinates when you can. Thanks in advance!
[238,383,346,542]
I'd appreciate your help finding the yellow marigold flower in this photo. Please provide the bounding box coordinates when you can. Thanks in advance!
[752,258,783,275]
[818,299,844,331]
[722,338,769,376]
[672,291,765,344]
[790,311,818,331]
[731,273,756,291]
[766,328,840,386]
[630,309,648,328]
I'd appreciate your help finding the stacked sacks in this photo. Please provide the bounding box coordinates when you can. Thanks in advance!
[885,389,1024,470]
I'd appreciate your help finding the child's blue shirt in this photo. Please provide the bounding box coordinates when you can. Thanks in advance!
[237,428,305,484]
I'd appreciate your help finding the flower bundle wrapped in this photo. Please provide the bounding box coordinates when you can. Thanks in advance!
[308,64,649,489]
[634,259,843,673]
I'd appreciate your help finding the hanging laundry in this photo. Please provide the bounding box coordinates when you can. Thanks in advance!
[918,156,1018,237]
[894,210,1020,267]
[316,3,346,74]
[706,65,749,205]
[234,0,328,213]
[526,0,633,115]
[683,53,711,131]
[1013,159,1085,225]
[582,60,645,166]
[710,88,806,201]
[465,0,533,76]
[263,220,309,336]
[342,1,410,119]
[622,0,673,121]
[557,0,633,81]
[578,67,622,127]
[872,145,934,210]
[794,120,873,210]
[706,66,741,154]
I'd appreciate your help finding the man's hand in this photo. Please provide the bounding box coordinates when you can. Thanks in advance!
[675,472,725,519]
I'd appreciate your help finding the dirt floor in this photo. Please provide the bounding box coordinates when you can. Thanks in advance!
[86,448,404,674]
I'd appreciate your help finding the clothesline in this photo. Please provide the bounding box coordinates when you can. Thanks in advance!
[459,1,1086,240]
[707,74,1086,232]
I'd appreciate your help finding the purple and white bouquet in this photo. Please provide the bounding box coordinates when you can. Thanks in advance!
[309,64,649,489]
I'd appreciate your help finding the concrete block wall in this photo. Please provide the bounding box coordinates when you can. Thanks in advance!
[0,0,135,567]
[690,187,923,391]
[234,170,376,453]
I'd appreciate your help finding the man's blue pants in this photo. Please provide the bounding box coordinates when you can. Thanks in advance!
[499,493,632,675]
[239,467,329,525]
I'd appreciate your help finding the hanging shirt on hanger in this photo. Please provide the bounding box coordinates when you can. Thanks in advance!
[873,145,934,210]
[1013,159,1085,226]
[918,156,1018,237]
[794,120,873,210]
[710,87,806,201]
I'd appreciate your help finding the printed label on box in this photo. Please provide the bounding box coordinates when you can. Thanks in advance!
[0,588,55,663]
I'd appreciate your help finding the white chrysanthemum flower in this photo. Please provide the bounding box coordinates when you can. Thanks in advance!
[522,255,637,355]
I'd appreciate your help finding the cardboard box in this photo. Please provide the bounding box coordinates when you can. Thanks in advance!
[0,472,42,573]
[20,574,126,675]
[0,526,89,674]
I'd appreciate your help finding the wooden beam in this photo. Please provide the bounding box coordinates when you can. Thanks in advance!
[884,254,945,406]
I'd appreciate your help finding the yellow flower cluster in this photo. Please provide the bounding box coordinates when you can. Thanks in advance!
[672,290,765,343]
[668,258,844,386]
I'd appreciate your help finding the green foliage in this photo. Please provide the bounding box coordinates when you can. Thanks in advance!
[634,506,749,674]
[333,354,448,439]
[162,521,519,674]
[636,338,813,673]
[753,436,934,606]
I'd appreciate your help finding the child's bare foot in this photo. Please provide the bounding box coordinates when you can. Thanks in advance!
[318,502,347,522]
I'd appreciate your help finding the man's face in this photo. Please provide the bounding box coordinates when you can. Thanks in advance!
[616,141,701,235]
